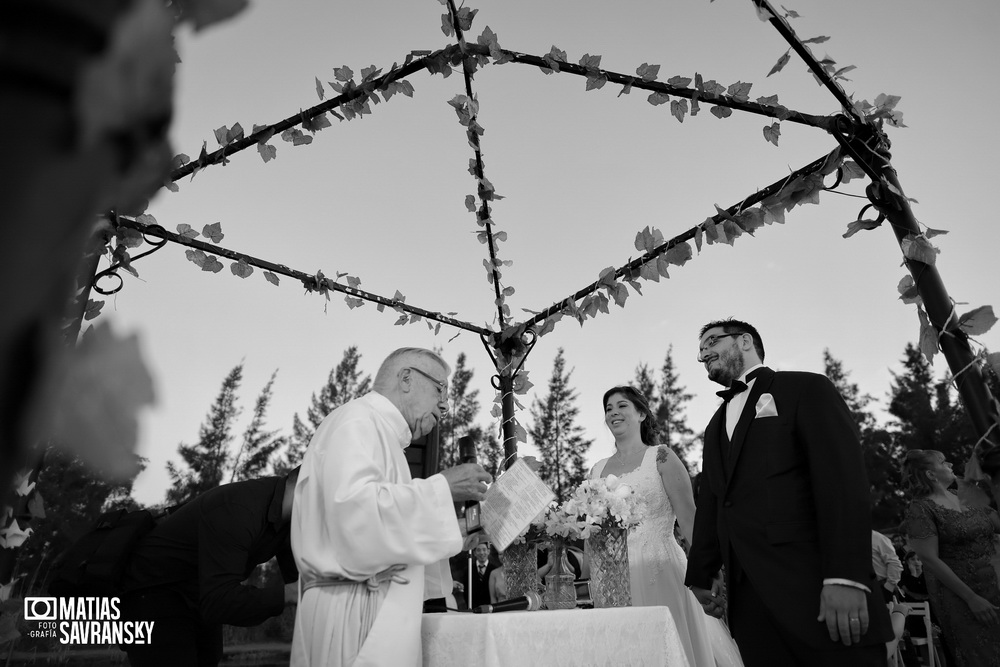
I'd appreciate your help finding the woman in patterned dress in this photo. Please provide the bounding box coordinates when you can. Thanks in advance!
[902,449,1000,666]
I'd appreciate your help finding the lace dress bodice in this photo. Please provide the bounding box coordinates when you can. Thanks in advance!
[596,447,688,592]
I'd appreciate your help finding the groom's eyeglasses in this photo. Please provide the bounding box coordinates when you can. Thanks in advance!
[697,333,745,361]
[407,366,449,398]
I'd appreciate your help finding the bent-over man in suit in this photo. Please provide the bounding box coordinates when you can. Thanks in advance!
[684,318,892,667]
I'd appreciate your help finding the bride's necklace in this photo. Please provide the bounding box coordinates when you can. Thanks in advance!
[614,446,644,470]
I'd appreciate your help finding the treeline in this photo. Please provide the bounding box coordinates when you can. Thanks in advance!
[17,341,994,594]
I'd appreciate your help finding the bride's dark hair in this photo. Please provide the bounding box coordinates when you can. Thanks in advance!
[602,385,660,446]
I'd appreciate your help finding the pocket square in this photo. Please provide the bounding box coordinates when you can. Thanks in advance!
[755,393,778,418]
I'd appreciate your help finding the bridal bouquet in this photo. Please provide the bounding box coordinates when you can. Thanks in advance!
[544,475,643,541]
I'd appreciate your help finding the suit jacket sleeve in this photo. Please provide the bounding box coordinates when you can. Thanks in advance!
[797,374,874,584]
[685,461,723,589]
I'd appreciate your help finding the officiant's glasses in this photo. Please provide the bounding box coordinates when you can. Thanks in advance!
[697,333,744,360]
[407,366,448,398]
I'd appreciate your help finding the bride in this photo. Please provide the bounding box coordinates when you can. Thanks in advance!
[591,385,743,667]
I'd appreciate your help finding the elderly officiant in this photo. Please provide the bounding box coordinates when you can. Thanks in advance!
[289,347,492,666]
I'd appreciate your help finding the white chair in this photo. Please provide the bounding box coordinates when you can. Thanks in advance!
[905,601,935,667]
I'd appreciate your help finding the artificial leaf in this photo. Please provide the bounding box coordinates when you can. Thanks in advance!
[257,142,276,163]
[334,65,354,82]
[185,248,207,268]
[455,6,478,31]
[655,257,671,279]
[639,262,660,282]
[202,255,224,273]
[49,322,154,481]
[755,4,776,21]
[843,219,882,238]
[176,223,199,240]
[541,46,566,74]
[84,299,105,321]
[781,5,801,18]
[303,113,332,133]
[315,77,324,100]
[465,195,477,212]
[579,53,602,69]
[924,227,948,239]
[202,222,224,243]
[0,520,31,548]
[230,258,253,279]
[361,65,381,81]
[767,50,791,77]
[987,352,1000,378]
[710,105,733,119]
[13,472,34,497]
[763,122,781,146]
[917,307,938,363]
[264,271,279,286]
[281,128,313,145]
[896,275,922,305]
[901,234,939,265]
[648,92,671,106]
[701,79,726,96]
[802,35,830,44]
[665,241,692,266]
[958,306,997,336]
[634,226,664,253]
[833,65,856,79]
[586,73,608,91]
[667,75,692,88]
[670,99,688,123]
[170,154,190,169]
[636,63,660,82]
[117,227,144,248]
[840,160,866,184]
[727,81,752,101]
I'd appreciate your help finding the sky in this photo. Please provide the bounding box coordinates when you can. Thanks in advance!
[95,0,1000,505]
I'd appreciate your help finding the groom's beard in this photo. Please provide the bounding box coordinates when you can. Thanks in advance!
[707,348,744,386]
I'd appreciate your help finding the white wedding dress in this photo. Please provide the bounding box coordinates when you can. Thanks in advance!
[593,446,743,667]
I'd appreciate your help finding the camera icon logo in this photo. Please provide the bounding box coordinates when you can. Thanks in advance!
[24,597,58,621]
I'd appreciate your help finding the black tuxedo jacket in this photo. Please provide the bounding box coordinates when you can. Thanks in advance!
[468,561,496,609]
[684,368,892,649]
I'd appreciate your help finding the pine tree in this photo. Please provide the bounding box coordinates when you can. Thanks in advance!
[633,346,695,460]
[279,346,370,472]
[823,349,904,528]
[657,346,695,459]
[438,353,480,469]
[888,343,977,474]
[166,363,243,504]
[230,370,285,482]
[528,348,592,502]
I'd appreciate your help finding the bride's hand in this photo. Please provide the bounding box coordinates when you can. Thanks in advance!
[690,586,725,618]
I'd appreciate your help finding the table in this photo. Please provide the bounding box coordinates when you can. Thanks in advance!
[421,605,691,667]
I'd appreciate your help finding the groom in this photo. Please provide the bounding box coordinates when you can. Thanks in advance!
[684,319,892,667]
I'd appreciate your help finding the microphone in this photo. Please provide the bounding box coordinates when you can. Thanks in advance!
[472,590,542,613]
[457,435,482,534]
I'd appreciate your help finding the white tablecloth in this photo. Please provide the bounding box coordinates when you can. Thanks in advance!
[421,605,691,667]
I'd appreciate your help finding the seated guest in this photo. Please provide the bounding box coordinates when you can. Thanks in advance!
[872,529,903,604]
[120,468,300,667]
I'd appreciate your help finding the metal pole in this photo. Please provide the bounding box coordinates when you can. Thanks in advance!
[498,372,518,469]
[838,122,999,449]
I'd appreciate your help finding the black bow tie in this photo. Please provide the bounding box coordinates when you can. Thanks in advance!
[717,380,748,402]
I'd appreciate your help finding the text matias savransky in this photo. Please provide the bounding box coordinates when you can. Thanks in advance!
[24,597,154,645]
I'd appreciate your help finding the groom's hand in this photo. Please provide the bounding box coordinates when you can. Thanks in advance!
[690,586,724,619]
[441,463,493,502]
[817,584,869,646]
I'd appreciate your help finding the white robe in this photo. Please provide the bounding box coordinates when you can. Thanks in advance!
[290,392,462,667]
